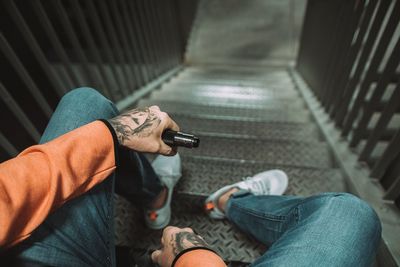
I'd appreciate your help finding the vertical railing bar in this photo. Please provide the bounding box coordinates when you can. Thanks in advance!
[319,1,352,106]
[31,0,79,89]
[337,1,395,131]
[0,131,18,157]
[350,36,400,147]
[330,0,378,116]
[71,0,114,99]
[144,0,163,75]
[335,0,391,127]
[360,84,400,161]
[0,82,41,142]
[171,0,186,60]
[147,0,167,73]
[138,0,161,76]
[128,0,155,81]
[97,0,132,98]
[85,0,126,99]
[51,0,99,88]
[108,0,139,95]
[371,129,400,179]
[4,0,66,96]
[324,0,365,113]
[164,1,182,66]
[118,0,146,87]
[0,33,53,118]
[150,0,171,72]
[160,0,177,69]
[310,1,346,103]
[153,0,175,70]
[384,174,400,201]
[134,0,159,78]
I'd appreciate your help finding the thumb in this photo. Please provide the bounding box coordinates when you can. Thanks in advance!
[151,249,162,264]
[159,141,175,156]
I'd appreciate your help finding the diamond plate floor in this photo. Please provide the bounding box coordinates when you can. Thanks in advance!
[179,135,333,169]
[115,66,346,266]
[166,115,321,142]
[139,100,311,123]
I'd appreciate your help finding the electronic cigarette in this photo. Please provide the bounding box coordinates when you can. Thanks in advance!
[162,130,200,148]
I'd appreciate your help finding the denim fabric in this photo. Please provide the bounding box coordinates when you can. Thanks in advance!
[10,88,162,266]
[7,88,382,266]
[226,191,382,267]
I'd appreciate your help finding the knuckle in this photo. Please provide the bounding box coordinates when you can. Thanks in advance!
[163,226,177,236]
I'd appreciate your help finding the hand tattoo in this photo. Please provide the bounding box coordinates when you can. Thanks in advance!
[108,107,161,145]
[171,232,210,256]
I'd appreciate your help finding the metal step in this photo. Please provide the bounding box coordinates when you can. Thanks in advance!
[176,156,345,196]
[176,74,295,85]
[114,159,345,264]
[180,66,289,76]
[178,67,292,80]
[161,81,300,98]
[170,115,321,142]
[178,135,334,169]
[149,90,303,107]
[114,194,267,264]
[138,100,311,123]
[170,72,295,88]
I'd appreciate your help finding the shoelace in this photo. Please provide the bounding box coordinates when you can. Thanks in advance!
[242,177,271,194]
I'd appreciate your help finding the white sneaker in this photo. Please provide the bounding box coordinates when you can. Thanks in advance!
[204,170,288,219]
[145,153,182,229]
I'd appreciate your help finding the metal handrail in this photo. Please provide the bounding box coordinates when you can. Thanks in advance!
[0,0,198,161]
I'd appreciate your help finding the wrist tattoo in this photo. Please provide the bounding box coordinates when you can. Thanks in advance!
[108,107,161,145]
[171,232,209,256]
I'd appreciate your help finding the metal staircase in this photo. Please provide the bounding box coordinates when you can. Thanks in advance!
[2,0,400,265]
[114,65,346,265]
[113,1,348,265]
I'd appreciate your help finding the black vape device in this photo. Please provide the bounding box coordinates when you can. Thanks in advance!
[162,130,200,148]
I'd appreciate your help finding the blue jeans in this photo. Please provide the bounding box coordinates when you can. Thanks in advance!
[10,88,163,266]
[226,191,381,267]
[10,88,381,266]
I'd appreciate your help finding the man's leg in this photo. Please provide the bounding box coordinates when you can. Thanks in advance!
[225,192,381,267]
[10,88,163,266]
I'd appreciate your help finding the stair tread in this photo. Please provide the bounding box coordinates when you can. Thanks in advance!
[150,90,301,106]
[162,82,299,97]
[115,159,345,264]
[115,194,266,263]
[169,75,295,88]
[178,71,294,84]
[178,135,333,169]
[177,156,345,196]
[138,100,311,123]
[171,115,320,141]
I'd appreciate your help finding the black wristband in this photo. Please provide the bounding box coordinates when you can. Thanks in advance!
[171,247,220,267]
[98,119,120,164]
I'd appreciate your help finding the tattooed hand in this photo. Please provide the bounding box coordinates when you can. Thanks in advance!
[151,226,210,267]
[108,106,179,155]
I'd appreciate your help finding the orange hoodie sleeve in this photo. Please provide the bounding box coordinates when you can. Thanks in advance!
[174,249,227,267]
[0,121,116,248]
